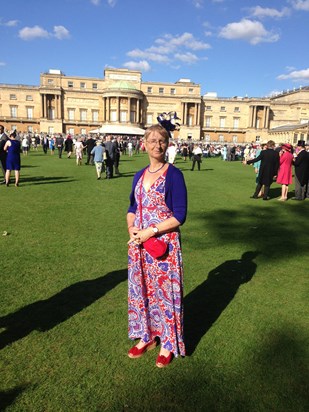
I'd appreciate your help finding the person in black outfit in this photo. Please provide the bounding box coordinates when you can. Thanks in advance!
[42,135,49,154]
[85,135,96,165]
[244,140,279,200]
[55,134,64,158]
[64,135,73,158]
[104,135,116,179]
[0,124,8,184]
[292,140,309,200]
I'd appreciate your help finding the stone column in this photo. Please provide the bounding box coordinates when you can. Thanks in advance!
[128,97,131,123]
[43,95,47,118]
[107,97,110,121]
[184,103,188,126]
[102,97,106,122]
[137,98,140,124]
[252,106,257,128]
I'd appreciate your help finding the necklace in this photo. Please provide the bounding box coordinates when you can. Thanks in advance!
[148,162,166,174]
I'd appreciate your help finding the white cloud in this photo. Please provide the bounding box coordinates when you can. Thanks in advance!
[0,61,6,66]
[1,19,19,27]
[192,0,203,8]
[175,52,199,64]
[290,0,309,11]
[19,25,50,40]
[90,0,101,5]
[18,25,70,41]
[123,60,151,72]
[155,32,211,51]
[107,0,117,7]
[53,25,70,39]
[127,49,170,63]
[219,19,280,45]
[248,6,290,19]
[277,68,309,82]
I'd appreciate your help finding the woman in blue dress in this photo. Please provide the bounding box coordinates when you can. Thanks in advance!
[4,131,21,186]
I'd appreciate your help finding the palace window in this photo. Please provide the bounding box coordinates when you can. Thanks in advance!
[80,82,86,89]
[147,87,152,93]
[80,109,87,121]
[159,87,164,94]
[220,106,226,111]
[205,134,210,142]
[130,111,136,123]
[255,136,261,142]
[206,105,212,111]
[48,126,54,134]
[26,107,33,119]
[27,126,33,133]
[48,107,55,120]
[147,113,153,124]
[68,127,74,135]
[232,135,238,143]
[68,109,75,121]
[26,95,33,101]
[92,83,98,90]
[47,79,54,85]
[188,114,194,126]
[233,117,240,129]
[92,110,99,122]
[205,116,212,127]
[120,111,127,122]
[234,107,240,112]
[189,88,194,94]
[10,94,17,100]
[219,134,224,142]
[110,110,117,122]
[219,116,226,128]
[10,106,18,117]
[170,88,176,95]
[68,81,73,88]
[81,128,86,135]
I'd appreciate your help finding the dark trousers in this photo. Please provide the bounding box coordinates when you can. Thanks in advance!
[86,153,94,165]
[105,158,114,178]
[43,144,48,154]
[253,183,270,199]
[191,159,201,171]
[57,147,63,158]
[294,175,306,200]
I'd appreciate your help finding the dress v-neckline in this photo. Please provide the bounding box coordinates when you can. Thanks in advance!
[142,167,168,193]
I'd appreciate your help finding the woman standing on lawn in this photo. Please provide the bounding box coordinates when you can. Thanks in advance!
[127,123,187,368]
[4,131,21,186]
[276,143,293,201]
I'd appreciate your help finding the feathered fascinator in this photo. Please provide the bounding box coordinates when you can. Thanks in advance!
[157,111,181,137]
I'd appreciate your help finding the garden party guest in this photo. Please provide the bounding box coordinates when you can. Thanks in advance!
[127,123,187,368]
[292,140,309,201]
[276,143,293,201]
[75,137,86,166]
[64,134,73,158]
[191,144,203,171]
[91,139,105,179]
[0,124,8,184]
[244,140,279,201]
[3,131,21,187]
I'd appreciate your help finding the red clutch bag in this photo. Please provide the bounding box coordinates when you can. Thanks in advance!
[142,237,168,259]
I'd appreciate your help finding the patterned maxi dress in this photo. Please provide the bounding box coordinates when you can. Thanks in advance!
[128,172,185,357]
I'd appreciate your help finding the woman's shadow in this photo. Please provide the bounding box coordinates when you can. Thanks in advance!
[184,251,259,355]
[0,269,127,350]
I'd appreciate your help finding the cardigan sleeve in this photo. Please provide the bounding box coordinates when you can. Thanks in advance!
[127,168,145,215]
[166,166,187,225]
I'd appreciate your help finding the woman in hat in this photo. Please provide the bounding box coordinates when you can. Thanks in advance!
[127,122,187,368]
[276,143,293,201]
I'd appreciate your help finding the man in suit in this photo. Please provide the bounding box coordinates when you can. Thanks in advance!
[85,135,96,165]
[0,124,9,184]
[292,140,309,200]
[104,135,116,179]
[244,140,280,200]
[42,134,49,154]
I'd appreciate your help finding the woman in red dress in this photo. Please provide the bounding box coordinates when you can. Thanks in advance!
[276,143,293,201]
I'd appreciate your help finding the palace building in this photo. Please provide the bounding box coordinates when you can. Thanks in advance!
[0,67,309,144]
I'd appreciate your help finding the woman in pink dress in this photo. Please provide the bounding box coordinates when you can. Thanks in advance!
[276,143,293,201]
[127,124,187,368]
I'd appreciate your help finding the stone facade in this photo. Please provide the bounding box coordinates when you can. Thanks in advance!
[0,67,308,144]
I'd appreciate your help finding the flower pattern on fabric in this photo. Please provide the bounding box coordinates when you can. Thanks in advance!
[128,173,185,357]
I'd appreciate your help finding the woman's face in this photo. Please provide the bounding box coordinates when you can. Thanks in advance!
[145,131,168,161]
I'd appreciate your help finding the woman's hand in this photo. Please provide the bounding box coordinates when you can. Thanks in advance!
[127,227,153,245]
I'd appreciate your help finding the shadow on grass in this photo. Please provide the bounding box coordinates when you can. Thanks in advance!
[122,327,308,411]
[190,204,309,260]
[0,385,28,411]
[0,269,127,350]
[20,176,76,185]
[184,251,259,355]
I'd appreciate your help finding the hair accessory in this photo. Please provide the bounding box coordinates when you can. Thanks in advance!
[157,112,181,137]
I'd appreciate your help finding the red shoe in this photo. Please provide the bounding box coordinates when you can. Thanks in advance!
[156,352,173,368]
[128,340,157,359]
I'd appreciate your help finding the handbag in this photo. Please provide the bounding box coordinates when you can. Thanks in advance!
[139,171,168,259]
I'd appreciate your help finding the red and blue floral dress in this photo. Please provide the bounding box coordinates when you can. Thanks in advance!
[128,172,185,357]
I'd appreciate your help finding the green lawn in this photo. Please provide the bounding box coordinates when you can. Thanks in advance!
[0,151,308,412]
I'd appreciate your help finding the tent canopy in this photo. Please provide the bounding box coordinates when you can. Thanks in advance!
[89,124,145,136]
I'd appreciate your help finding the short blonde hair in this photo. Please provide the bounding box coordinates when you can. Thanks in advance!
[144,124,170,143]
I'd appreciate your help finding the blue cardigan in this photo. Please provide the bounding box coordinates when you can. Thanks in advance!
[128,164,187,225]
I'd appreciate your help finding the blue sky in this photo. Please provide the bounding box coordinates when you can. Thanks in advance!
[1,0,309,97]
